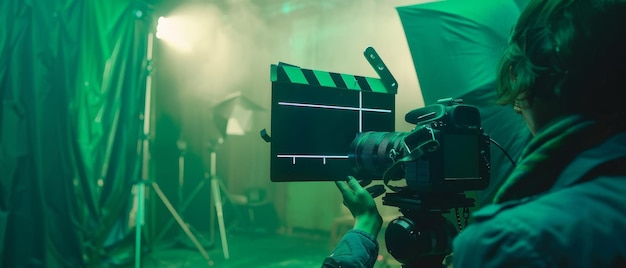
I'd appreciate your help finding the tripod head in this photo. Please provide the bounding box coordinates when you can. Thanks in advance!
[382,192,473,266]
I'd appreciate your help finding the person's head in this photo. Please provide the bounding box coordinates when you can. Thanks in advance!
[496,0,626,134]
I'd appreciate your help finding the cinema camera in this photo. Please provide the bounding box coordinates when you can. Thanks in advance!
[349,98,490,265]
[266,48,491,266]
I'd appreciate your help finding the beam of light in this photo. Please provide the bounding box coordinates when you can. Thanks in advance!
[156,16,193,52]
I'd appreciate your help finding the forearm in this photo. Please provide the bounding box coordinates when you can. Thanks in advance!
[323,229,380,268]
[353,213,383,237]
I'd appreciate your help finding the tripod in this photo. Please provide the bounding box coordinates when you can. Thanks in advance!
[148,140,233,262]
[133,32,213,267]
[208,147,231,260]
[159,141,232,260]
[153,140,212,251]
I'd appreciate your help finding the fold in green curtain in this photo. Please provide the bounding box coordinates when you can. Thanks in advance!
[0,0,152,266]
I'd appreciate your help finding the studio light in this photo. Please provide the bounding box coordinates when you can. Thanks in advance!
[156,16,192,52]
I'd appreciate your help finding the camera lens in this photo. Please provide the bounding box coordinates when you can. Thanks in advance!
[349,131,407,179]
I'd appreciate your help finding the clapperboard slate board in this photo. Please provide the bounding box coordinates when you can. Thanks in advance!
[269,62,396,181]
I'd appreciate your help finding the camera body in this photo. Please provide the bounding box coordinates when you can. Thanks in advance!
[350,98,490,194]
[349,98,491,265]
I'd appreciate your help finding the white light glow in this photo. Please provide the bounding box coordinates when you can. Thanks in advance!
[156,16,193,52]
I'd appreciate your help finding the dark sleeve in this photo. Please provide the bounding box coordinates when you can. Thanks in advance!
[322,229,379,268]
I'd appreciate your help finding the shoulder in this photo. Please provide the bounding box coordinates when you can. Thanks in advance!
[453,176,626,267]
[552,132,626,189]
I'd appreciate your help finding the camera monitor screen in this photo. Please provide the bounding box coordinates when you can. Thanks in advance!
[443,133,480,180]
[269,63,396,182]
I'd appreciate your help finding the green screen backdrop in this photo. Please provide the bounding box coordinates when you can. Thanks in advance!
[0,0,153,266]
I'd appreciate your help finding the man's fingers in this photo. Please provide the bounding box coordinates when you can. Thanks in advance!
[347,176,362,190]
[335,179,352,195]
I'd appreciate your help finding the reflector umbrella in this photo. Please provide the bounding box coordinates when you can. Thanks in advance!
[397,0,532,204]
[397,0,526,104]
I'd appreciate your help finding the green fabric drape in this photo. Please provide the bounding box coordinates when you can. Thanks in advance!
[0,0,152,266]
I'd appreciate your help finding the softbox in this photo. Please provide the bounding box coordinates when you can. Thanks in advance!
[213,91,264,139]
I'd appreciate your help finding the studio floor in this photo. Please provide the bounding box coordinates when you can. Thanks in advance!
[142,230,329,268]
[108,228,401,268]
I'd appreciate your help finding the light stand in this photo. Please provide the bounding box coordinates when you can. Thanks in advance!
[208,145,230,260]
[153,140,212,251]
[165,92,264,261]
[133,31,213,267]
[207,92,265,260]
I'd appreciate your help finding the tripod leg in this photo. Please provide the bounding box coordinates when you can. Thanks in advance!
[135,183,145,268]
[154,179,207,243]
[211,177,230,260]
[151,182,214,265]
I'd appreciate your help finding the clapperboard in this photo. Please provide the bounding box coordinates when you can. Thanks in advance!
[268,47,398,182]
